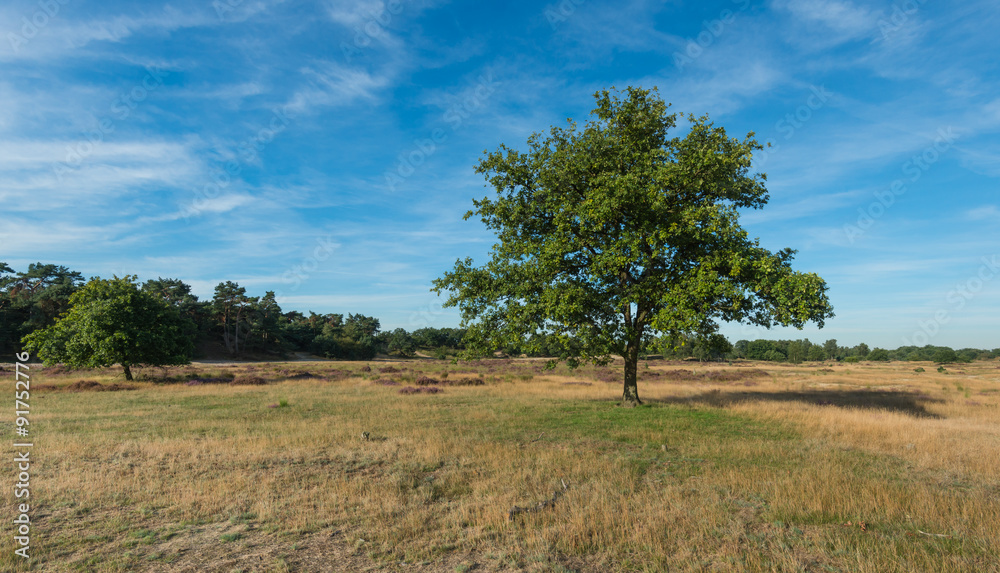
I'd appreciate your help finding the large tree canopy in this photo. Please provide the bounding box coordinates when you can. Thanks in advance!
[22,275,193,380]
[433,87,834,406]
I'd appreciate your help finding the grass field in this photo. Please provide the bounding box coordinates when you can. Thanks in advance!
[2,358,999,572]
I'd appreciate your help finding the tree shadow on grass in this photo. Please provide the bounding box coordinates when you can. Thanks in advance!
[652,389,944,418]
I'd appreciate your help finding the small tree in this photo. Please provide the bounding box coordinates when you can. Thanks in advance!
[22,276,193,380]
[433,87,833,406]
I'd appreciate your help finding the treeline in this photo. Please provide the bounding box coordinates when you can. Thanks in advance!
[0,263,465,360]
[651,334,999,364]
[2,263,997,364]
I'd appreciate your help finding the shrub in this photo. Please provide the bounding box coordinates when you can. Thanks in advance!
[657,369,769,382]
[43,364,73,375]
[310,334,378,361]
[843,356,861,363]
[446,377,486,386]
[398,386,443,395]
[914,367,925,373]
[186,377,230,385]
[66,381,137,392]
[231,375,266,386]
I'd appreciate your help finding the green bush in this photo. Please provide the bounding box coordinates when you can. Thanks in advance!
[310,334,378,360]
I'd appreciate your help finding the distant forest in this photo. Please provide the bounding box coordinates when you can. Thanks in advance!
[2,262,997,364]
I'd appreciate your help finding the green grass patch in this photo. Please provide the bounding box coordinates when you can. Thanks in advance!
[219,532,243,543]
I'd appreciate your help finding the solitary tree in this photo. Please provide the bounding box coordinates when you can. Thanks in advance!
[433,87,833,406]
[22,276,193,380]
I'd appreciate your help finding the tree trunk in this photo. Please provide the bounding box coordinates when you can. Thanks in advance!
[620,340,642,407]
[234,307,242,354]
[123,364,133,381]
[222,317,233,353]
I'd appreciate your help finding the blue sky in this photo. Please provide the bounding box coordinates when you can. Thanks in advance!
[1,0,998,349]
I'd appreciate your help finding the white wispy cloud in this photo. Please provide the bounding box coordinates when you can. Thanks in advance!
[966,205,999,220]
[1,5,210,61]
[285,61,394,114]
[771,0,880,48]
[549,0,682,56]
[152,194,257,222]
[0,140,204,209]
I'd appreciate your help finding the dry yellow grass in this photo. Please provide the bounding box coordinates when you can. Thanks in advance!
[1,358,998,571]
